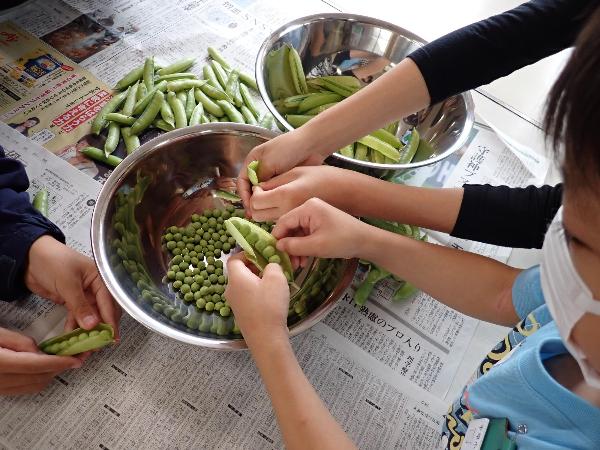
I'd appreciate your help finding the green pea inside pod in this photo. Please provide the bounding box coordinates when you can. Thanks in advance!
[39,323,115,356]
[224,217,295,284]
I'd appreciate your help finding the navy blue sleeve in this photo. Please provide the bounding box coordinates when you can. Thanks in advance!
[0,147,65,301]
[408,0,591,104]
[451,184,563,249]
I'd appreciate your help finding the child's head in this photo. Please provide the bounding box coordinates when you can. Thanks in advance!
[544,5,600,383]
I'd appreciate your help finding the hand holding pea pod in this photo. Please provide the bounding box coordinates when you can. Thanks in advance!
[224,257,290,347]
[0,326,83,395]
[24,236,121,340]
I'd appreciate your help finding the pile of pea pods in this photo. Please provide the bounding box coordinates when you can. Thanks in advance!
[82,47,275,169]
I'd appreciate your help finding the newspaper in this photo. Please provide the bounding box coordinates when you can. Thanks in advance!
[0,0,550,448]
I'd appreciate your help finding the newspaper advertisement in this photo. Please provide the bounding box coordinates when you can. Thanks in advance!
[0,21,111,158]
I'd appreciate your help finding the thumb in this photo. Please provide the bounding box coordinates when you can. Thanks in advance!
[259,170,296,191]
[0,327,39,352]
[62,284,99,330]
[262,262,286,282]
[277,235,321,257]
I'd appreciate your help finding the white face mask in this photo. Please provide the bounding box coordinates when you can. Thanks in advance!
[541,207,600,389]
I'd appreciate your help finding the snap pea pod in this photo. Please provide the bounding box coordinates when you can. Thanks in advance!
[219,116,229,122]
[288,45,308,94]
[224,217,294,283]
[354,142,369,161]
[282,93,312,108]
[200,113,210,124]
[153,118,174,132]
[384,121,399,135]
[371,128,401,148]
[285,114,313,128]
[32,189,48,217]
[392,280,419,301]
[39,323,114,355]
[338,144,354,158]
[216,99,245,123]
[238,82,259,119]
[160,98,175,126]
[156,57,195,76]
[131,90,164,135]
[167,91,188,128]
[203,65,222,89]
[136,83,147,102]
[239,72,258,91]
[189,102,204,126]
[258,113,274,129]
[155,72,198,82]
[210,60,229,89]
[357,135,400,161]
[176,91,186,105]
[185,88,196,120]
[143,56,154,91]
[104,121,121,155]
[362,217,412,236]
[372,148,386,164]
[412,137,436,162]
[265,45,297,100]
[354,265,390,306]
[398,129,420,164]
[240,105,257,125]
[297,92,342,114]
[304,102,338,115]
[121,127,140,154]
[199,82,231,101]
[114,66,143,90]
[247,160,260,186]
[207,47,231,70]
[214,189,241,202]
[121,81,139,116]
[105,112,136,125]
[318,75,361,89]
[194,88,224,117]
[81,146,122,167]
[225,70,243,107]
[132,80,167,115]
[307,77,358,97]
[91,88,129,134]
[166,79,207,92]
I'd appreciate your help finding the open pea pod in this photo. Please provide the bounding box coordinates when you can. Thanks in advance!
[224,217,294,283]
[39,323,115,356]
[247,160,260,186]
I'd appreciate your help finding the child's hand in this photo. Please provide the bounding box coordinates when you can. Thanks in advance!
[271,198,369,260]
[225,256,290,347]
[249,166,351,222]
[0,327,81,395]
[237,129,327,211]
[24,236,121,340]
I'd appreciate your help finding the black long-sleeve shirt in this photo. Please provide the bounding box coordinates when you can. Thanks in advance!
[407,0,590,247]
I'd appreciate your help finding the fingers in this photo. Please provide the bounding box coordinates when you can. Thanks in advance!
[62,281,99,330]
[0,372,59,389]
[277,235,321,257]
[0,382,50,396]
[271,205,310,239]
[250,186,283,220]
[262,262,286,284]
[0,328,39,353]
[226,258,258,286]
[258,171,296,191]
[92,278,121,341]
[237,175,252,212]
[0,348,81,373]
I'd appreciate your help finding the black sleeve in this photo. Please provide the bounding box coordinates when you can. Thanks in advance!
[408,0,591,104]
[451,184,563,249]
[0,148,65,302]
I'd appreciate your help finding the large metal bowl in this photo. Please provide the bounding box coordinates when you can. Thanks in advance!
[256,13,474,175]
[91,123,357,350]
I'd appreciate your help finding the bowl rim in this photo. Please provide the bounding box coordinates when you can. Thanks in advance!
[255,12,475,171]
[91,123,357,350]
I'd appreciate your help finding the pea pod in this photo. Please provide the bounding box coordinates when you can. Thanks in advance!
[354,143,368,161]
[136,83,147,102]
[156,57,195,76]
[167,91,187,128]
[114,66,143,90]
[265,45,296,100]
[143,56,154,91]
[297,92,341,114]
[121,81,139,116]
[304,102,338,115]
[32,189,48,217]
[194,88,224,117]
[210,60,229,90]
[208,47,231,70]
[247,160,260,186]
[398,129,420,164]
[185,88,196,120]
[357,135,400,161]
[105,113,136,126]
[354,265,390,306]
[131,90,165,135]
[338,144,354,158]
[199,82,231,101]
[225,70,243,107]
[104,121,121,156]
[371,128,401,148]
[81,146,122,167]
[392,280,419,301]
[166,79,207,92]
[189,102,204,126]
[412,137,436,162]
[240,105,257,125]
[214,189,241,202]
[258,113,274,129]
[153,118,174,132]
[224,217,294,283]
[285,114,313,128]
[203,65,221,89]
[239,72,258,91]
[132,80,167,115]
[121,127,140,154]
[288,46,308,94]
[91,88,129,135]
[160,98,175,127]
[216,99,244,123]
[39,323,115,356]
[155,72,198,82]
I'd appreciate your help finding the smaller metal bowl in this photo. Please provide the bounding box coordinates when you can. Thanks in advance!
[91,124,357,350]
[256,13,474,176]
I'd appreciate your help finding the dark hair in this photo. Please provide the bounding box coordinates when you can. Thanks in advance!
[26,117,40,126]
[544,5,600,185]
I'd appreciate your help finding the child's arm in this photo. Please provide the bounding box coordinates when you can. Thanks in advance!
[273,199,521,326]
[225,259,357,450]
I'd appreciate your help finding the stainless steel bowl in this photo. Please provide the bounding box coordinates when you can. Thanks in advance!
[91,123,357,350]
[256,13,474,175]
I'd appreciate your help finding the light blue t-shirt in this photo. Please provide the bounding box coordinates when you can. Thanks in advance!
[441,266,600,449]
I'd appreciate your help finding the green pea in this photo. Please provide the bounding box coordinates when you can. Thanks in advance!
[209,274,218,283]
[194,291,203,301]
[165,233,174,241]
[203,209,212,217]
[191,257,199,266]
[172,248,182,255]
[166,241,176,250]
[214,301,224,311]
[207,265,215,274]
[196,298,206,309]
[246,232,259,245]
[176,242,185,249]
[218,275,226,284]
[181,284,191,294]
[214,285,225,294]
[191,213,201,222]
[173,280,183,289]
[219,306,231,317]
[184,276,193,285]
[205,301,215,312]
[175,272,185,281]
[214,249,222,257]
[183,255,191,263]
[206,251,214,258]
[268,255,281,264]
[186,243,195,250]
[199,286,210,296]
[228,237,236,245]
[217,217,224,224]
[262,245,276,258]
[194,275,204,284]
[179,261,188,270]
[214,241,222,250]
[181,249,189,255]
[184,292,194,302]
[189,250,197,257]
[203,232,211,240]
[207,244,215,252]
[172,255,183,265]
[223,243,231,252]
[215,268,223,276]
[203,280,211,287]
[190,282,199,292]
[167,271,176,280]
[199,216,208,223]
[184,268,193,277]
[201,270,208,278]
[194,245,203,253]
[255,240,268,252]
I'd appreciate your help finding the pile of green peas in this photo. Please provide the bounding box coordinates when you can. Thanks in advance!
[162,205,274,320]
